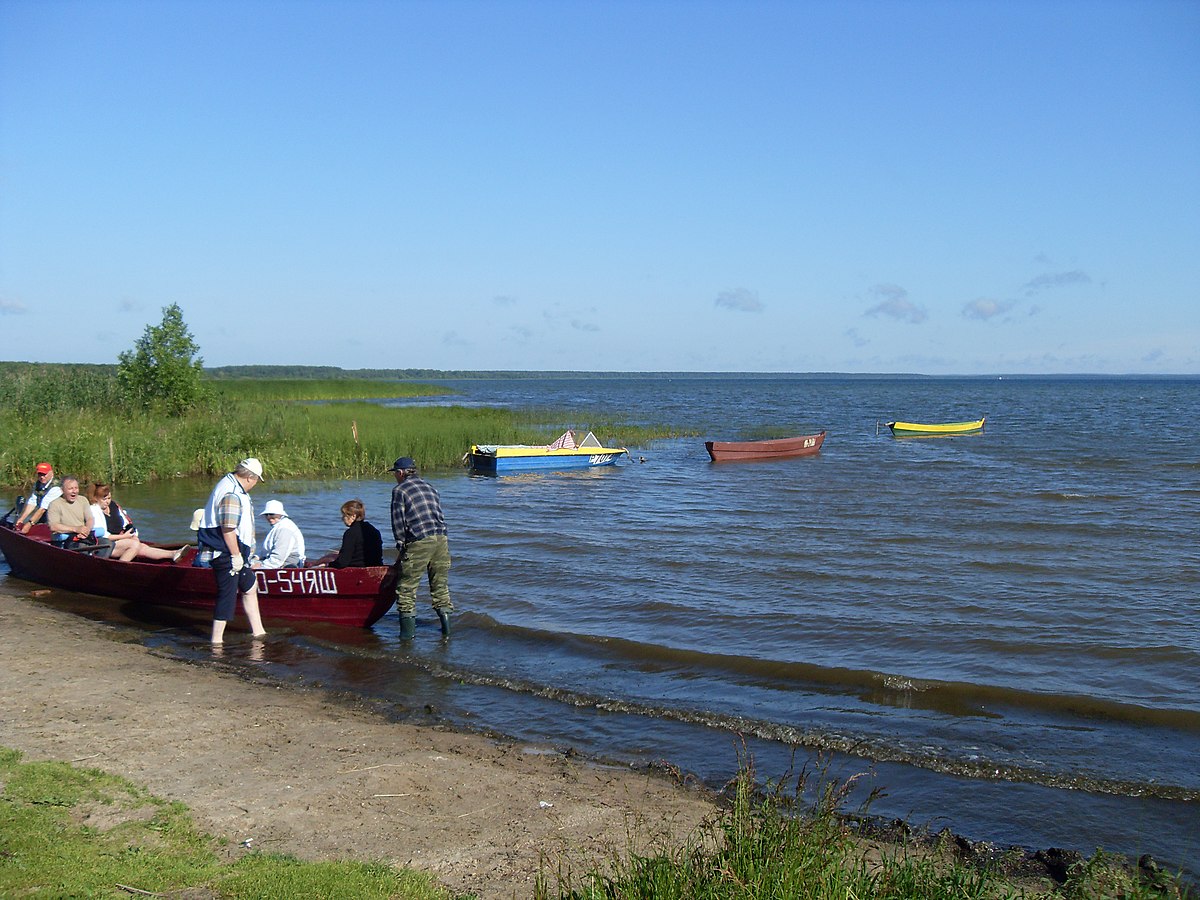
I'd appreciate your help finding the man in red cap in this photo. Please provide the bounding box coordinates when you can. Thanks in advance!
[14,463,62,534]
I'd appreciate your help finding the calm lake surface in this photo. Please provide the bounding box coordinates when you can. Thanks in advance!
[3,375,1198,875]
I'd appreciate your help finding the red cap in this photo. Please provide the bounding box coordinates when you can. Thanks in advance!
[36,462,52,474]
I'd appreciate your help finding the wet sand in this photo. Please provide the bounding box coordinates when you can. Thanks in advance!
[0,596,714,899]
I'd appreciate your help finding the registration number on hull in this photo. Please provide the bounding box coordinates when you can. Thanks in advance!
[256,568,339,595]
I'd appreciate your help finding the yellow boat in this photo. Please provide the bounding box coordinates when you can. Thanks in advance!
[884,417,986,437]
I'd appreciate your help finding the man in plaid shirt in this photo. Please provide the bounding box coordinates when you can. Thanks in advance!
[388,456,452,640]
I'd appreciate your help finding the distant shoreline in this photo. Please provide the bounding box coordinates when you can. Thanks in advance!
[4,360,1196,381]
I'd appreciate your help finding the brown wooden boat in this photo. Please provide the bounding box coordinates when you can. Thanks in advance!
[0,522,396,628]
[704,430,826,462]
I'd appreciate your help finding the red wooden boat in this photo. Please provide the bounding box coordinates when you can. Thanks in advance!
[0,522,396,628]
[705,430,827,462]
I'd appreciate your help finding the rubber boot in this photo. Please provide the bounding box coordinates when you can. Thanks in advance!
[436,609,451,638]
[398,615,416,641]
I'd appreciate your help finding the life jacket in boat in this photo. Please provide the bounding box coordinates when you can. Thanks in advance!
[31,476,60,507]
[197,473,255,555]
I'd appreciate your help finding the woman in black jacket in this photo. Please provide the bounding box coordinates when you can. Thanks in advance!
[329,499,383,568]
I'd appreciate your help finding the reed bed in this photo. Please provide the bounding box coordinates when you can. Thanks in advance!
[0,368,686,487]
[0,363,124,421]
[210,378,454,401]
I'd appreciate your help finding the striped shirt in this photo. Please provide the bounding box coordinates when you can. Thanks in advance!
[390,475,447,547]
[194,493,246,567]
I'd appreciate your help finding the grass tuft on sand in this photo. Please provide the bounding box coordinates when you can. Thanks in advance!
[534,756,1192,900]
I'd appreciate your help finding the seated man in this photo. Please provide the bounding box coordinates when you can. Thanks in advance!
[14,462,63,533]
[257,500,306,569]
[46,476,110,555]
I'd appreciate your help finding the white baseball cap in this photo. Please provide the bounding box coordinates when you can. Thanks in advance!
[239,457,265,481]
[261,500,286,517]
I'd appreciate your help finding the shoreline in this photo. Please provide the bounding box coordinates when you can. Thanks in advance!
[0,596,714,899]
[0,592,1185,895]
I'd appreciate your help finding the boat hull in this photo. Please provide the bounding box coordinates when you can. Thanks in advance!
[886,417,985,436]
[705,431,826,462]
[0,524,396,627]
[468,447,626,474]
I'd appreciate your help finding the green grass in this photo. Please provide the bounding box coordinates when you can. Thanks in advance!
[210,378,455,401]
[0,747,454,899]
[0,369,692,486]
[534,759,1192,900]
[0,746,1189,900]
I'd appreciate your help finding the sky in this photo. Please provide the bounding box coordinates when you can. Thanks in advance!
[1,0,1198,375]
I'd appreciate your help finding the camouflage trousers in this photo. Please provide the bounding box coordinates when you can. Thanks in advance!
[394,534,452,616]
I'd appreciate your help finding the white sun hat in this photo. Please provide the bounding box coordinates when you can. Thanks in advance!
[239,457,265,481]
[189,509,204,531]
[261,499,286,517]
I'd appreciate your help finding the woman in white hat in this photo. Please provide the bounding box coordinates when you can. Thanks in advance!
[259,499,306,569]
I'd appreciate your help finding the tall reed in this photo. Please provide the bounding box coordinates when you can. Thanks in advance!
[1,376,686,487]
[210,379,454,402]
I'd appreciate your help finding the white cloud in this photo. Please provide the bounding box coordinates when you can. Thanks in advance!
[714,288,764,312]
[865,284,927,324]
[0,298,28,315]
[1022,270,1091,295]
[962,298,1016,320]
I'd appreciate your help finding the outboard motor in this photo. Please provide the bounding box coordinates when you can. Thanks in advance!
[2,495,25,526]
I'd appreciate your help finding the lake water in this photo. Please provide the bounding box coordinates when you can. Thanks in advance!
[3,375,1198,876]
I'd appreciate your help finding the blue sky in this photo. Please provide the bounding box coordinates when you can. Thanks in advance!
[2,0,1197,374]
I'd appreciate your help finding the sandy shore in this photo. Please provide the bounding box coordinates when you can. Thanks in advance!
[0,596,715,899]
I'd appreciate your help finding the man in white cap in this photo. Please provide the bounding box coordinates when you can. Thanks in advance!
[258,499,306,569]
[196,458,267,643]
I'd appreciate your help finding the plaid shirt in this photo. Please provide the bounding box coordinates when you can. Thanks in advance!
[194,493,253,567]
[390,475,447,548]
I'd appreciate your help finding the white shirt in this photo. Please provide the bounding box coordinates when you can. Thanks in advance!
[89,502,133,539]
[260,516,305,569]
[23,485,62,515]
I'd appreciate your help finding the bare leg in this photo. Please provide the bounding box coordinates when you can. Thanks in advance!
[211,618,227,644]
[135,544,176,562]
[242,586,267,637]
[117,538,140,562]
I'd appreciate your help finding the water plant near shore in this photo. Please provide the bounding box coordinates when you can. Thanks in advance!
[535,758,1191,900]
[0,367,685,486]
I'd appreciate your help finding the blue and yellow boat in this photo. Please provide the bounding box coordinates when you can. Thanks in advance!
[467,431,628,474]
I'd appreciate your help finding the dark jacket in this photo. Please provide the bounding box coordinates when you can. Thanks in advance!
[331,519,384,568]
